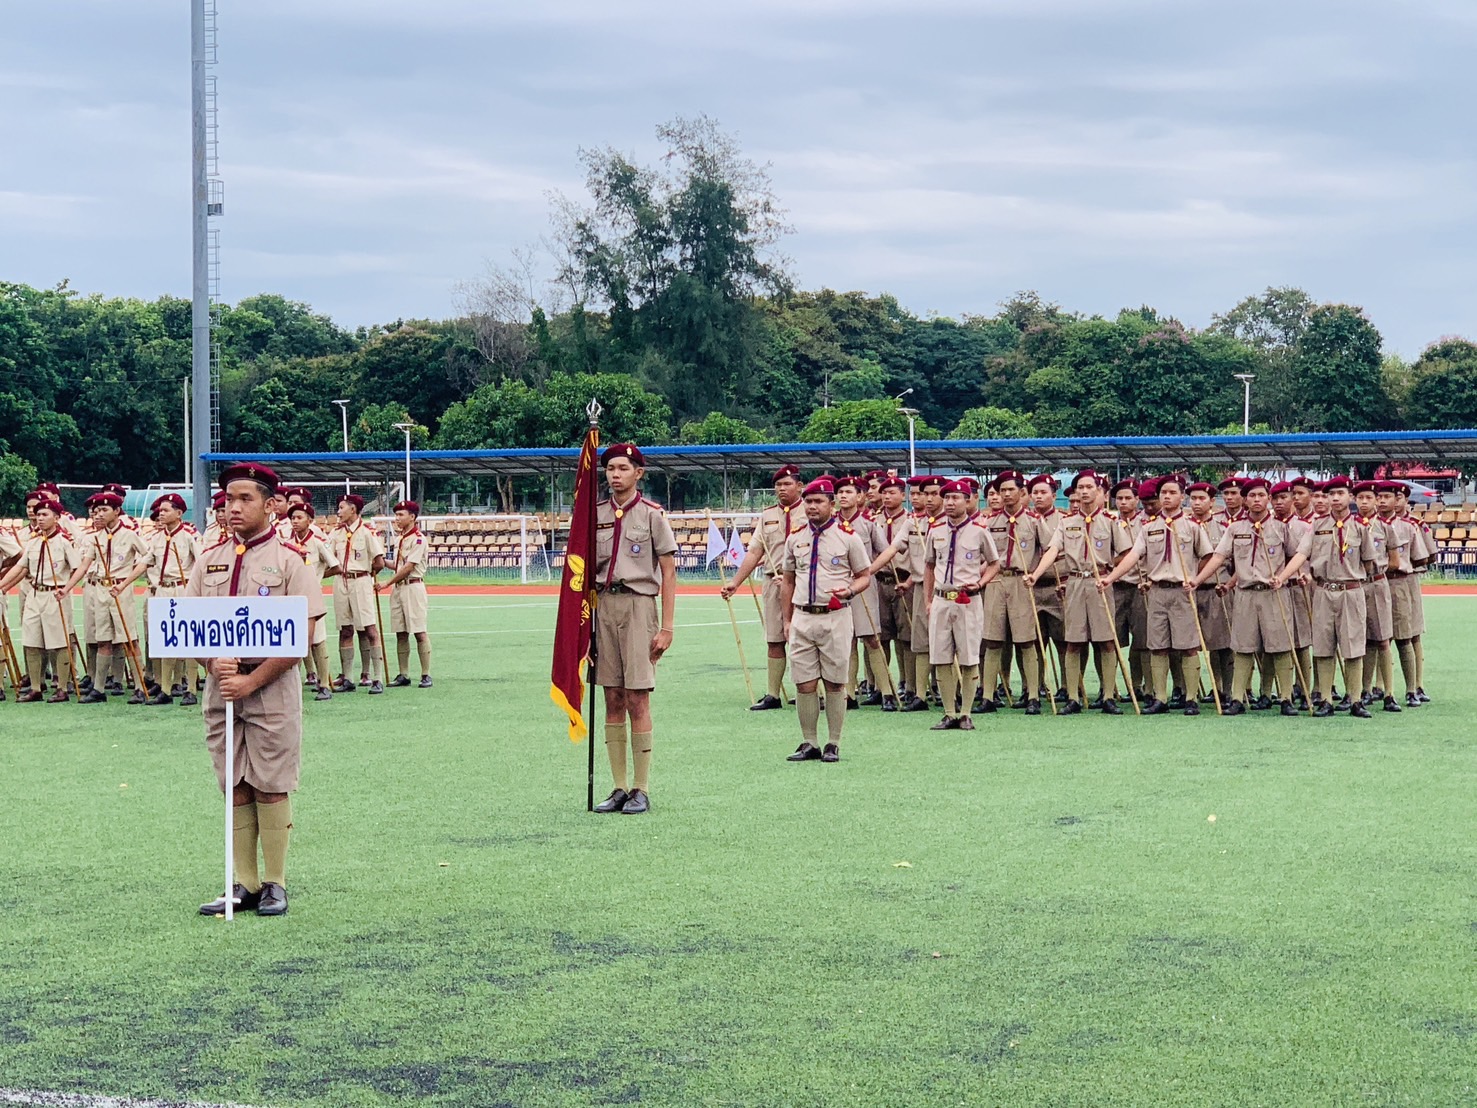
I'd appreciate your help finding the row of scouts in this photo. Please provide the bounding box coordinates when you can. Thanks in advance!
[0,480,436,706]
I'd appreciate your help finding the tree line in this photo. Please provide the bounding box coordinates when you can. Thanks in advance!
[3,117,1473,511]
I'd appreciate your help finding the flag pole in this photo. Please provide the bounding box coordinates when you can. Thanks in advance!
[584,398,602,813]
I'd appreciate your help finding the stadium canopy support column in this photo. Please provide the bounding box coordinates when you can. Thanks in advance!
[723,466,729,510]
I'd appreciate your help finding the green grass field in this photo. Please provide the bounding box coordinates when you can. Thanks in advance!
[1,594,1474,1107]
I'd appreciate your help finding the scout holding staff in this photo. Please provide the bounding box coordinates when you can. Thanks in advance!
[1394,482,1435,702]
[779,478,873,761]
[190,462,327,917]
[1353,481,1400,711]
[868,476,915,706]
[835,475,888,708]
[1026,471,1135,714]
[896,475,943,712]
[1110,478,1150,699]
[1027,474,1071,703]
[380,500,434,689]
[722,464,804,710]
[1186,482,1235,703]
[331,493,386,694]
[979,471,1046,714]
[142,493,201,706]
[590,444,677,814]
[1377,481,1432,707]
[0,496,90,702]
[78,491,153,705]
[287,502,340,700]
[921,478,1002,731]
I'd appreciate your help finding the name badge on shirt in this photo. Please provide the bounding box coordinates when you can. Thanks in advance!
[206,564,228,573]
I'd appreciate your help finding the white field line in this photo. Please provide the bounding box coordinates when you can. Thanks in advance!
[0,1091,255,1108]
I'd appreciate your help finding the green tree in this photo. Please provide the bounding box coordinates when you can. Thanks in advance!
[1408,338,1477,429]
[798,400,938,442]
[1209,287,1314,430]
[679,411,769,444]
[1289,305,1390,431]
[353,403,430,451]
[948,406,1038,440]
[0,451,38,512]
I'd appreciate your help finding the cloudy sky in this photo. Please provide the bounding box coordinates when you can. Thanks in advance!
[4,0,1473,355]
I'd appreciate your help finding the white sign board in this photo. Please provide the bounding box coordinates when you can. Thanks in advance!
[147,596,309,658]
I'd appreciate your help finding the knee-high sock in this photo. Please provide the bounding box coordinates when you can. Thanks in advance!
[339,643,355,680]
[1091,645,1105,700]
[767,656,787,699]
[311,642,331,686]
[939,666,960,718]
[998,644,1013,695]
[979,647,1004,704]
[1018,644,1040,705]
[356,631,373,679]
[257,798,291,888]
[846,644,860,696]
[1064,649,1083,704]
[605,722,628,791]
[1360,650,1377,696]
[631,731,652,792]
[1273,653,1293,702]
[233,803,261,893]
[1131,649,1147,694]
[416,635,432,677]
[1397,640,1417,696]
[796,690,821,744]
[51,649,72,695]
[1378,644,1393,698]
[1178,653,1202,704]
[1314,657,1335,701]
[1297,647,1313,694]
[959,664,980,720]
[1412,636,1425,689]
[912,652,931,700]
[1257,652,1275,697]
[1214,649,1234,695]
[866,644,894,696]
[1232,654,1255,704]
[396,632,411,677]
[86,642,99,683]
[1096,644,1118,699]
[1150,653,1171,703]
[824,692,846,747]
[25,646,45,691]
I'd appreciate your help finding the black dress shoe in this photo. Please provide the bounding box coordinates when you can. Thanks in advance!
[972,694,986,713]
[750,695,783,711]
[333,678,356,693]
[1349,702,1372,719]
[1279,700,1299,717]
[977,698,996,713]
[200,883,261,916]
[16,690,44,704]
[1335,694,1351,712]
[1183,701,1201,717]
[595,788,629,813]
[1011,695,1029,710]
[845,696,859,711]
[929,716,960,731]
[1087,695,1104,710]
[1167,690,1186,710]
[1404,692,1421,708]
[1313,701,1334,718]
[1198,692,1217,704]
[956,717,975,731]
[821,743,841,762]
[389,675,412,688]
[179,692,198,706]
[46,691,70,703]
[145,692,174,706]
[901,696,929,713]
[787,743,822,761]
[1222,699,1245,716]
[1142,699,1168,715]
[1100,698,1122,715]
[127,689,147,705]
[78,689,108,704]
[1024,699,1041,716]
[77,676,92,692]
[621,789,650,813]
[1416,687,1431,703]
[366,680,385,695]
[1060,699,1083,715]
[418,675,433,688]
[1249,694,1272,711]
[860,690,883,707]
[313,687,332,701]
[880,695,898,712]
[1054,688,1069,703]
[1382,695,1401,712]
[256,882,288,915]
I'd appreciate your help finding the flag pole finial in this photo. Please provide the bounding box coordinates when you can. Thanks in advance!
[587,397,603,429]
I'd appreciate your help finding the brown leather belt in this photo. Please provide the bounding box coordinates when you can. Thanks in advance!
[1367,574,1386,582]
[935,587,976,600]
[1387,569,1411,579]
[398,577,424,585]
[997,568,1025,577]
[1316,580,1356,592]
[346,570,372,579]
[1240,583,1272,591]
[596,583,633,594]
[795,604,838,615]
[1152,580,1186,589]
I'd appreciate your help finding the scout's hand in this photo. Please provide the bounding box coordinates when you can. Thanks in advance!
[1096,576,1112,593]
[720,584,736,600]
[376,581,389,594]
[217,674,256,702]
[210,658,240,679]
[649,627,673,664]
[896,578,913,594]
[1182,579,1196,593]
[1215,582,1230,596]
[109,583,127,599]
[1023,573,1037,587]
[1271,575,1286,590]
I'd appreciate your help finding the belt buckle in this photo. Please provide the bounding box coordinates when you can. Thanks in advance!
[944,589,960,601]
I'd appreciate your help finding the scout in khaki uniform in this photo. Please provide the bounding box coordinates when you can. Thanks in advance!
[868,477,914,704]
[1186,482,1235,703]
[591,444,677,814]
[201,491,229,550]
[1028,474,1073,701]
[142,493,200,706]
[1100,475,1214,715]
[0,520,22,700]
[1027,471,1134,714]
[79,491,152,705]
[1390,482,1435,703]
[979,471,1046,714]
[381,499,433,689]
[1111,479,1150,698]
[1216,477,1247,524]
[189,462,327,917]
[1289,475,1378,718]
[1188,478,1301,716]
[1354,481,1401,711]
[897,476,943,712]
[835,476,890,708]
[288,504,340,701]
[779,478,873,761]
[722,464,804,710]
[0,497,90,701]
[922,479,1002,731]
[1377,481,1429,707]
[331,494,386,694]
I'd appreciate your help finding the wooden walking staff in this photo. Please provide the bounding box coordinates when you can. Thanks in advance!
[707,510,756,706]
[1170,521,1222,716]
[0,613,22,691]
[1024,585,1059,716]
[54,590,84,697]
[111,591,153,697]
[850,581,899,703]
[372,579,392,687]
[1272,586,1315,716]
[1087,549,1141,715]
[746,575,792,704]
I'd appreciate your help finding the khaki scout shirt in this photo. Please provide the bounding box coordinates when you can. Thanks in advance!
[1404,515,1436,563]
[983,507,1044,573]
[748,500,804,576]
[1045,509,1131,575]
[1294,512,1378,583]
[873,509,913,558]
[837,508,881,560]
[21,530,85,589]
[595,493,677,597]
[335,520,385,575]
[293,531,339,579]
[905,515,939,577]
[1190,514,1230,583]
[1115,512,1146,584]
[144,525,200,587]
[781,517,871,606]
[1358,514,1396,574]
[86,524,148,586]
[394,527,427,581]
[1131,512,1214,584]
[1212,514,1295,587]
[185,528,328,661]
[1378,514,1420,572]
[0,524,23,564]
[924,518,1001,589]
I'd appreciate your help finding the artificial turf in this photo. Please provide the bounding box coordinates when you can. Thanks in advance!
[1,593,1474,1107]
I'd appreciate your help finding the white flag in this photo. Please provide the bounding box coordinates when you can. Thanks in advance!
[705,518,728,565]
[726,527,746,566]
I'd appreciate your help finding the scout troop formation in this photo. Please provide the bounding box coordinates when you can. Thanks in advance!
[0,480,437,706]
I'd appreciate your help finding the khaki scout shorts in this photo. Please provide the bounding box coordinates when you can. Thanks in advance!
[1230,588,1294,656]
[1312,584,1368,660]
[929,592,984,666]
[89,583,137,645]
[762,575,787,644]
[147,584,186,656]
[1390,574,1424,640]
[390,580,429,634]
[1292,582,1313,648]
[594,590,659,691]
[1364,579,1393,642]
[788,607,855,685]
[983,574,1037,643]
[22,585,73,650]
[849,583,883,640]
[81,582,98,644]
[1114,583,1147,651]
[877,576,910,644]
[907,581,930,647]
[1145,585,1201,652]
[1064,577,1116,644]
[204,669,303,794]
[334,574,378,631]
[1033,579,1064,623]
[1195,587,1232,651]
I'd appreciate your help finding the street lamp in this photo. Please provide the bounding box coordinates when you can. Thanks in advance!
[331,399,351,494]
[894,389,917,475]
[1233,374,1256,435]
[393,422,415,501]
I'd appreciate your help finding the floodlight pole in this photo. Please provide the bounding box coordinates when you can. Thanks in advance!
[1234,374,1256,435]
[900,407,919,476]
[189,0,211,527]
[332,399,350,494]
[394,422,414,500]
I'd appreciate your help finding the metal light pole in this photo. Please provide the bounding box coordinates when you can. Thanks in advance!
[894,389,917,475]
[1234,373,1256,435]
[189,0,211,526]
[332,399,350,494]
[393,422,414,501]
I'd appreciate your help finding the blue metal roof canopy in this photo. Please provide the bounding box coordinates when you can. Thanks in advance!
[205,429,1477,482]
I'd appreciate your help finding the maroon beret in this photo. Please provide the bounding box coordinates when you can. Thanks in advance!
[1322,476,1352,492]
[773,464,802,484]
[913,475,945,491]
[1217,476,1247,493]
[1029,473,1060,492]
[1241,477,1271,494]
[33,497,65,515]
[1269,481,1293,496]
[394,500,421,515]
[338,493,366,511]
[1110,479,1137,498]
[863,469,888,482]
[878,477,906,492]
[288,502,316,518]
[101,482,128,498]
[600,443,645,468]
[1376,480,1408,495]
[219,462,282,492]
[35,481,61,495]
[1288,475,1317,492]
[959,477,980,493]
[940,479,972,497]
[150,493,187,514]
[86,492,123,509]
[832,475,863,492]
[802,478,835,498]
[1352,480,1378,495]
[1185,482,1216,495]
[211,491,227,508]
[1136,478,1161,500]
[996,470,1027,488]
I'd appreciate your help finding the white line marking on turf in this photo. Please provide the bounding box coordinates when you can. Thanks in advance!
[0,1092,254,1108]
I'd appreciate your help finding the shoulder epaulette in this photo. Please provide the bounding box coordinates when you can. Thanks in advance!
[280,538,308,560]
[641,497,664,511]
[787,522,806,535]
[203,535,232,553]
